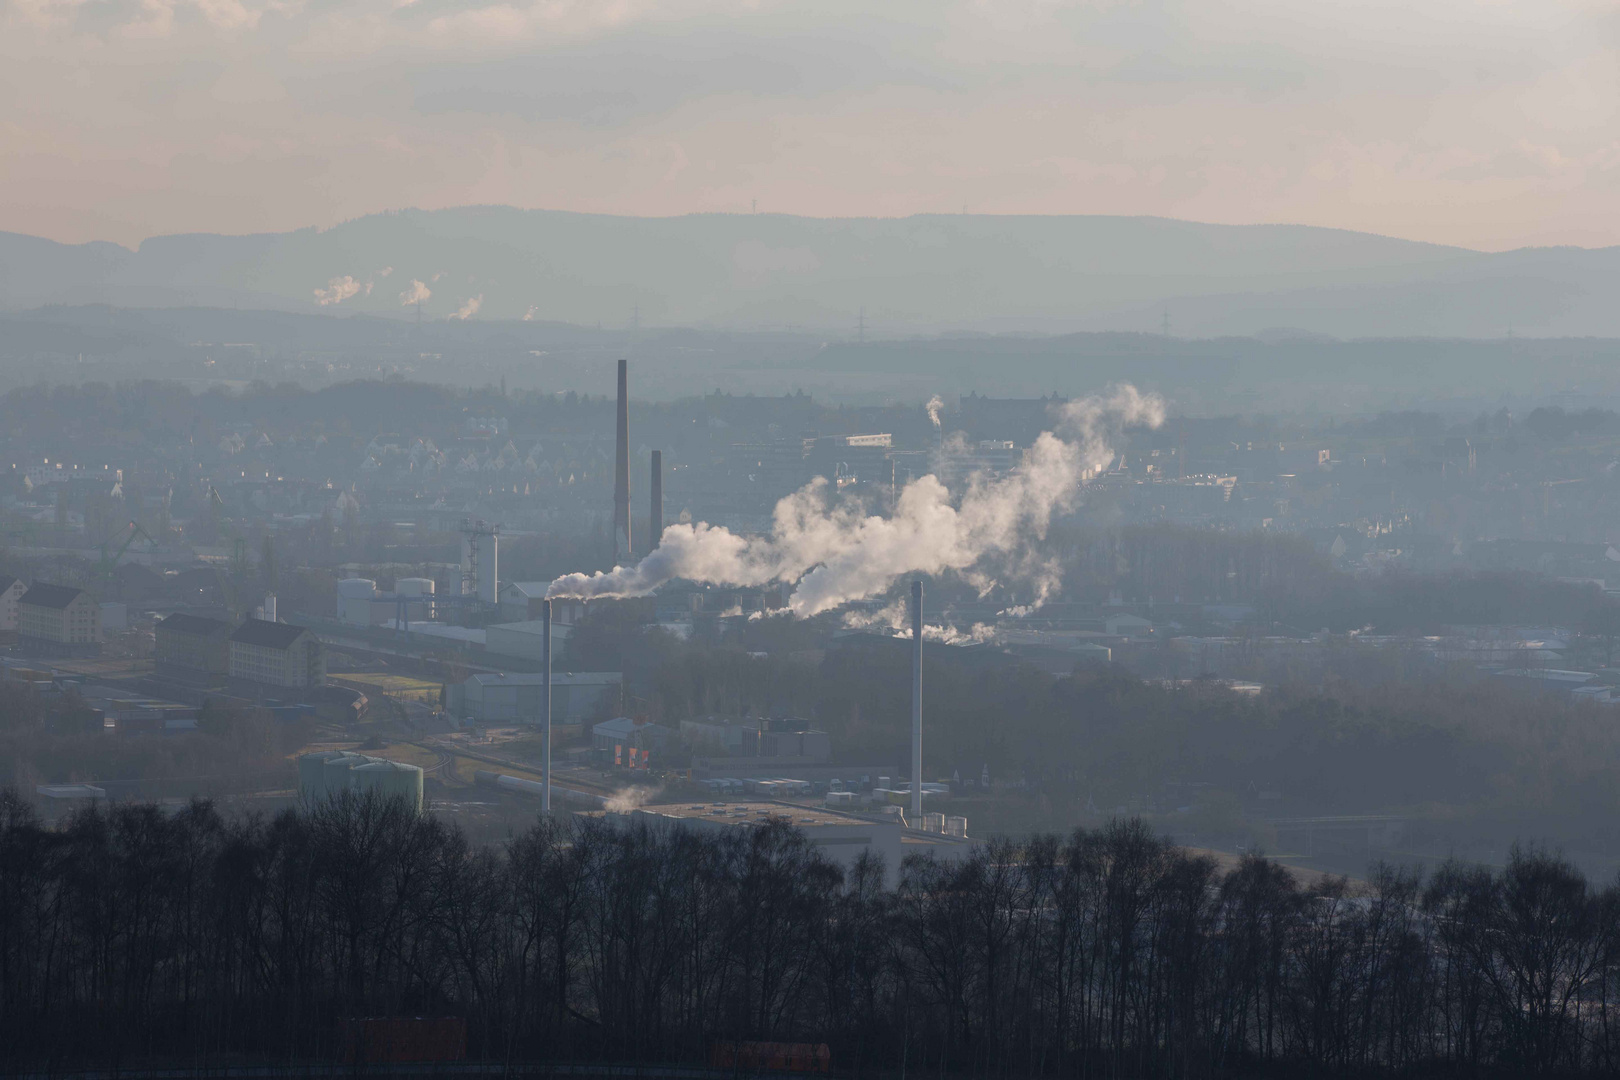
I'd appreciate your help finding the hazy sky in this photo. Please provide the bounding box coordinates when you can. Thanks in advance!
[3,0,1616,250]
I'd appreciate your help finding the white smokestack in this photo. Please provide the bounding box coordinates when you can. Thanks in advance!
[911,579,922,822]
[546,384,1163,615]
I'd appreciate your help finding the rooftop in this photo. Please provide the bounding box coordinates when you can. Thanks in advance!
[229,618,310,649]
[158,613,235,637]
[21,583,85,609]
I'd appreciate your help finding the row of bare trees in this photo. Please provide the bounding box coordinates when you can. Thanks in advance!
[3,790,1620,1077]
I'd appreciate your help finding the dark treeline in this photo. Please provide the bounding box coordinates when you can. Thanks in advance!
[7,791,1620,1077]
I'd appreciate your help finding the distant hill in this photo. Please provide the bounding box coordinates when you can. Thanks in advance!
[3,208,1618,337]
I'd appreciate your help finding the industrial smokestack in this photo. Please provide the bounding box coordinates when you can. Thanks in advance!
[911,578,923,822]
[541,598,552,814]
[614,358,632,564]
[649,450,663,550]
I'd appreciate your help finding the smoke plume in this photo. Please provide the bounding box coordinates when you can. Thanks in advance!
[450,295,483,320]
[399,279,431,305]
[925,394,944,429]
[313,275,363,306]
[547,385,1163,615]
[604,785,662,812]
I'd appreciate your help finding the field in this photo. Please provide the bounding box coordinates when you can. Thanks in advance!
[328,672,442,704]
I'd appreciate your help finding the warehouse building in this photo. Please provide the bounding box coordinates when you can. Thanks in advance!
[19,583,101,655]
[680,716,832,762]
[0,574,25,631]
[592,715,673,755]
[229,619,325,691]
[154,613,233,686]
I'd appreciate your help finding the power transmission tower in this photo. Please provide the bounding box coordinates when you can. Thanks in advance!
[857,307,866,343]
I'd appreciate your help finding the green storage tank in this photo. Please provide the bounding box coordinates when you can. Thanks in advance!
[299,750,359,802]
[319,752,367,801]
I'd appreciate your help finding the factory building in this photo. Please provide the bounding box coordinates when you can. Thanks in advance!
[18,583,101,655]
[592,715,673,756]
[153,613,233,686]
[229,618,324,690]
[680,717,832,762]
[448,671,622,725]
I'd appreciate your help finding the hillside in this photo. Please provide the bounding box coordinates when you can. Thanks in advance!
[5,208,1616,337]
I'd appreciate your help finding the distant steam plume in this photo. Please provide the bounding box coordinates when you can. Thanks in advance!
[450,295,483,320]
[925,394,944,429]
[547,385,1163,616]
[399,279,431,305]
[313,275,363,306]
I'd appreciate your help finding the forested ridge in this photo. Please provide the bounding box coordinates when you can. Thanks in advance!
[4,791,1620,1077]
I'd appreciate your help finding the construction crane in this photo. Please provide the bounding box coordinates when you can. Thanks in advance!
[95,520,156,581]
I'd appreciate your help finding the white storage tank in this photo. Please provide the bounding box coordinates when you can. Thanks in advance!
[337,578,378,626]
[350,759,424,814]
[395,577,436,621]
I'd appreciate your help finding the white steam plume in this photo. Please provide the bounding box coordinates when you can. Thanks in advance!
[604,784,661,812]
[450,295,483,320]
[400,279,431,305]
[925,394,944,429]
[842,600,993,644]
[547,385,1163,615]
[313,275,363,306]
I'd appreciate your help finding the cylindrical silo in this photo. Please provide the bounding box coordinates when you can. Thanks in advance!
[396,577,436,620]
[298,750,350,802]
[337,578,378,626]
[351,760,424,814]
[321,751,365,799]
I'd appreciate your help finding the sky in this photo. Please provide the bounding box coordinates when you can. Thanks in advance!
[2,0,1617,251]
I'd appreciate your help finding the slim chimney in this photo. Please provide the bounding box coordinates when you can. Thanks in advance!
[613,358,632,564]
[911,578,923,822]
[541,598,552,814]
[649,450,663,550]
